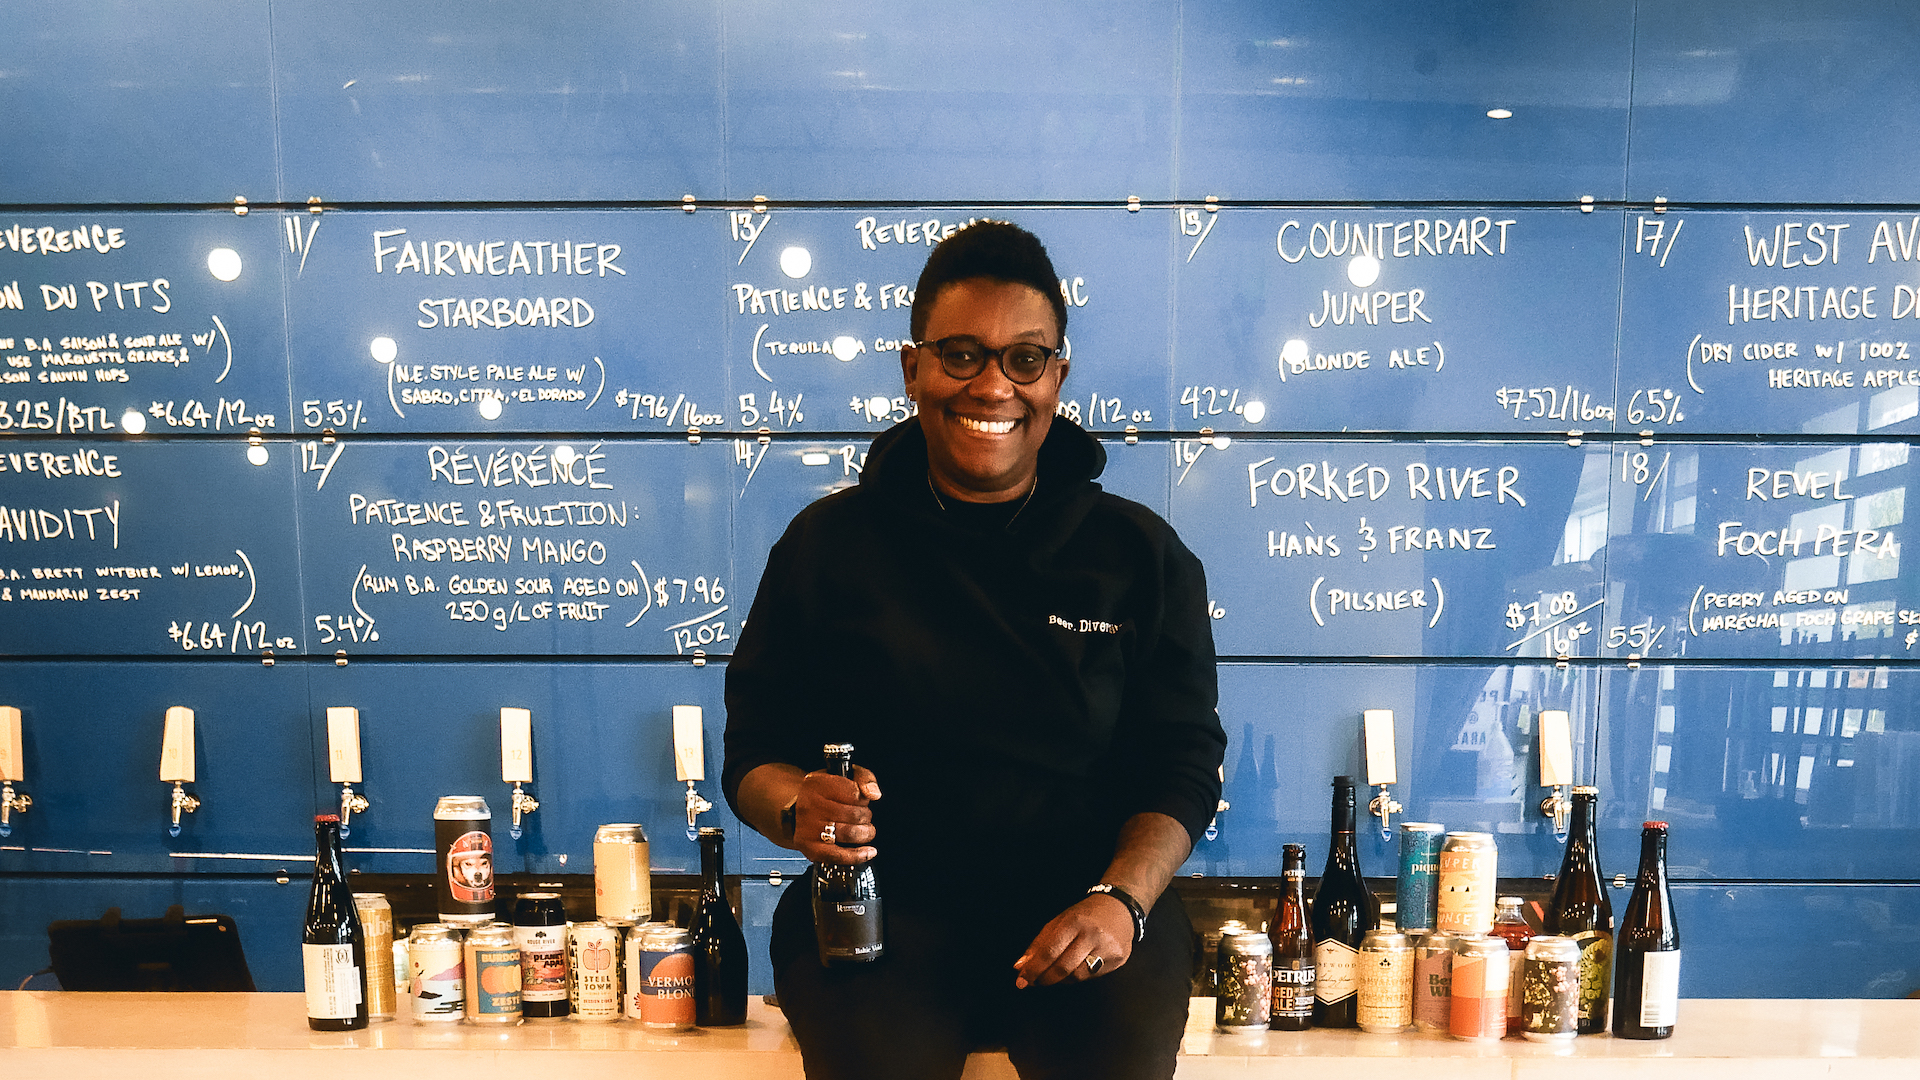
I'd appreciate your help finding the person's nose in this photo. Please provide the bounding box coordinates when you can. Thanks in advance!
[965,353,1018,399]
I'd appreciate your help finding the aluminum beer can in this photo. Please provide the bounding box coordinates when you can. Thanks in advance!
[1356,929,1412,1033]
[512,892,570,1020]
[627,923,695,1030]
[567,920,624,1022]
[1436,832,1498,935]
[351,892,396,1020]
[1448,935,1509,1041]
[407,923,465,1023]
[1412,930,1457,1034]
[463,922,522,1024]
[1214,925,1273,1032]
[1396,823,1446,934]
[593,823,652,926]
[1521,935,1582,1042]
[434,796,495,926]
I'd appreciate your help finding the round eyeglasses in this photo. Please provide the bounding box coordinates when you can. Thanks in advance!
[912,336,1060,385]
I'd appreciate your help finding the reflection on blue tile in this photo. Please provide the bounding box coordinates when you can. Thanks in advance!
[304,661,737,877]
[0,3,278,202]
[0,663,316,872]
[1191,662,1602,880]
[273,0,725,202]
[1599,665,1920,880]
[1178,0,1632,201]
[1672,884,1920,998]
[722,1,1178,201]
[1627,0,1920,203]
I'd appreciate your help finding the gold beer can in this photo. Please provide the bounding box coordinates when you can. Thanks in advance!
[1436,832,1498,935]
[351,893,395,1021]
[593,823,651,926]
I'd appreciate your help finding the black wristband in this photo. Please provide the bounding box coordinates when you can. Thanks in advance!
[1086,883,1148,944]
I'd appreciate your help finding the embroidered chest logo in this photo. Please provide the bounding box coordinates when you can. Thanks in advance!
[1048,614,1124,635]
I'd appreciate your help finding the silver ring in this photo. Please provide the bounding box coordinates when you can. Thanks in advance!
[820,822,836,844]
[1084,955,1103,975]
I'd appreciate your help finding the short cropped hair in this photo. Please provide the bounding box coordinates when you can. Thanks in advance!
[909,221,1067,343]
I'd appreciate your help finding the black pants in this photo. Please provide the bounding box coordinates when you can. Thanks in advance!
[770,879,1193,1080]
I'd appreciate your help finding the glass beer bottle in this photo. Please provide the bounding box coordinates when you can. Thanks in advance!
[1268,842,1316,1030]
[1311,776,1378,1028]
[303,814,368,1031]
[692,827,750,1025]
[811,743,884,965]
[1613,821,1680,1039]
[1547,786,1613,1033]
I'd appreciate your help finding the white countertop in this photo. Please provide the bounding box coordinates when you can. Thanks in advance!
[3,993,1916,1080]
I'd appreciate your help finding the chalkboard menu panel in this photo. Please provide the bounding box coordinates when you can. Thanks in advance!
[0,4,277,204]
[0,212,292,436]
[272,0,725,203]
[1171,440,1597,658]
[1619,210,1920,436]
[1174,209,1624,434]
[1601,441,1915,661]
[1195,661,1601,879]
[1597,664,1919,881]
[722,208,1171,435]
[294,439,732,657]
[1176,2,1634,203]
[0,440,304,657]
[1624,0,1920,206]
[722,2,1179,202]
[0,660,315,874]
[305,660,734,877]
[284,210,727,436]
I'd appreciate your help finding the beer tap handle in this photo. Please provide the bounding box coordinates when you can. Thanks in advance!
[326,707,367,837]
[1538,710,1574,842]
[501,707,535,839]
[160,707,198,838]
[673,705,710,841]
[1363,710,1401,841]
[0,707,25,838]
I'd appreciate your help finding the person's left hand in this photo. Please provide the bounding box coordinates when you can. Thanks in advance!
[1012,893,1135,988]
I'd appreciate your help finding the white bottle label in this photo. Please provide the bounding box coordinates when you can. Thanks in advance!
[1314,939,1359,1004]
[1638,949,1681,1027]
[303,943,363,1019]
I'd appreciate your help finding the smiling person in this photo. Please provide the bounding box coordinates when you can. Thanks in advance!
[724,222,1225,1080]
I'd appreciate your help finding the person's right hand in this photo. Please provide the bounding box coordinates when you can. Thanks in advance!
[792,765,881,865]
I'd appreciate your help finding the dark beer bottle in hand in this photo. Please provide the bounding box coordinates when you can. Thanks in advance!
[811,743,884,965]
[1268,842,1316,1030]
[692,827,750,1025]
[1613,821,1680,1040]
[303,814,369,1031]
[1311,776,1378,1028]
[1547,786,1614,1033]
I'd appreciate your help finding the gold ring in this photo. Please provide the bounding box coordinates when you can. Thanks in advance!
[820,823,836,844]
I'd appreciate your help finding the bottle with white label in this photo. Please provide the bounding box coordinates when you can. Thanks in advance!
[304,814,368,1031]
[1613,820,1680,1039]
[1311,775,1378,1028]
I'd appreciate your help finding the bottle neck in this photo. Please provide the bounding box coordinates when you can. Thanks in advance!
[1326,785,1358,870]
[313,821,344,880]
[1570,793,1599,847]
[700,835,726,890]
[1636,828,1668,883]
[824,753,852,778]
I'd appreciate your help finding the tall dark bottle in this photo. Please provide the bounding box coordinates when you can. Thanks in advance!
[1612,821,1680,1040]
[811,743,884,965]
[1310,776,1378,1028]
[1268,842,1316,1031]
[692,827,750,1025]
[1547,786,1614,1034]
[303,814,368,1031]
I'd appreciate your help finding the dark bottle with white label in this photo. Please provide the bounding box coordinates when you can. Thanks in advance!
[303,814,368,1031]
[692,827,750,1025]
[1311,776,1378,1028]
[811,743,884,965]
[1268,842,1316,1030]
[1613,821,1680,1040]
[1547,786,1614,1033]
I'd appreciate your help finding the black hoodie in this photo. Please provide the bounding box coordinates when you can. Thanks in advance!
[723,417,1225,912]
